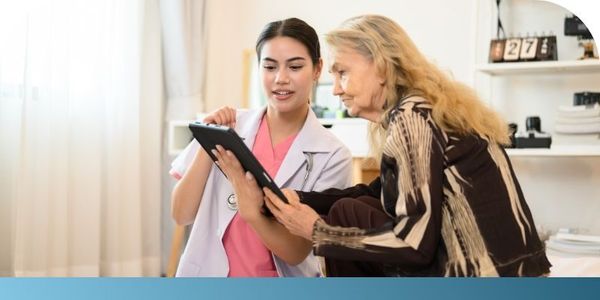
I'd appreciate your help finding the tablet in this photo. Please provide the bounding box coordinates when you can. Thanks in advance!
[188,122,289,211]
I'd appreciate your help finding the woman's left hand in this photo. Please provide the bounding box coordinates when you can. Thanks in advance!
[263,188,321,241]
[212,145,264,222]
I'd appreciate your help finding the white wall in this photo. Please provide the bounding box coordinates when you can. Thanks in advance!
[203,0,477,111]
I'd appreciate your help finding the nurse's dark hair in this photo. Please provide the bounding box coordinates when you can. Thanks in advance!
[255,18,321,66]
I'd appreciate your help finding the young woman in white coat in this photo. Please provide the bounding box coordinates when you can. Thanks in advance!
[169,18,353,277]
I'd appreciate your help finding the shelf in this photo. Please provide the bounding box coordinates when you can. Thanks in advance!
[506,145,600,157]
[318,118,368,125]
[476,60,600,75]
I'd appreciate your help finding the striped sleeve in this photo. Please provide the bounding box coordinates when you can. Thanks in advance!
[312,107,446,267]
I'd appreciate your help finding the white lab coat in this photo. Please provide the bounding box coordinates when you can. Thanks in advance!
[170,107,353,277]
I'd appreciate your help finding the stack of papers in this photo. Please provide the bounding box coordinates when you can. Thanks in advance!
[546,229,600,276]
[554,104,600,145]
[555,104,600,134]
[546,232,600,256]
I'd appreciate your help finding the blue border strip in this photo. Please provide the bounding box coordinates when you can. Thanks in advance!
[1,278,600,300]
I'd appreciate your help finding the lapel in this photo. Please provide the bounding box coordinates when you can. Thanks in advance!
[235,107,336,188]
[273,109,334,187]
[237,108,266,150]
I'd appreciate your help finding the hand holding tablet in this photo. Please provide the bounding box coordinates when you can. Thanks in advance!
[188,122,289,216]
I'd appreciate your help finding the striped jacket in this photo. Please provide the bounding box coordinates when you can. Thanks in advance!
[299,96,551,276]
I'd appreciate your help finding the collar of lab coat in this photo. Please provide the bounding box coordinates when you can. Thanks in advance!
[237,106,336,187]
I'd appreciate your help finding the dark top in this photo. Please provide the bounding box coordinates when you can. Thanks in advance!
[298,96,551,276]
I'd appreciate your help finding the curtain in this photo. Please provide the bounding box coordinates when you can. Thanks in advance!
[157,0,207,274]
[0,0,163,276]
[159,0,207,120]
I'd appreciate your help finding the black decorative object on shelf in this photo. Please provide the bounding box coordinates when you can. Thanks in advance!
[514,116,552,148]
[564,16,593,39]
[526,116,542,132]
[573,92,600,106]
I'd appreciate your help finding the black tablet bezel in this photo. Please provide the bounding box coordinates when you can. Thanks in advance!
[188,122,289,208]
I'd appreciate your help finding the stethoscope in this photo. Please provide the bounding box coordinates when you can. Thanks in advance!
[226,152,314,211]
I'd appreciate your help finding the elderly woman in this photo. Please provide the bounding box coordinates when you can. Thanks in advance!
[215,15,551,276]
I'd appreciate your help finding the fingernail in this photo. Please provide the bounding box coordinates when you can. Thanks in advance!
[211,149,218,156]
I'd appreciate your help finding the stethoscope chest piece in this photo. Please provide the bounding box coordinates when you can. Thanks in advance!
[226,193,238,211]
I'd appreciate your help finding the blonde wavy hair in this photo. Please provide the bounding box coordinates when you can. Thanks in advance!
[325,15,509,159]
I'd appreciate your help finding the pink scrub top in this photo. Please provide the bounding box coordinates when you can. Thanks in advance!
[222,115,298,277]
